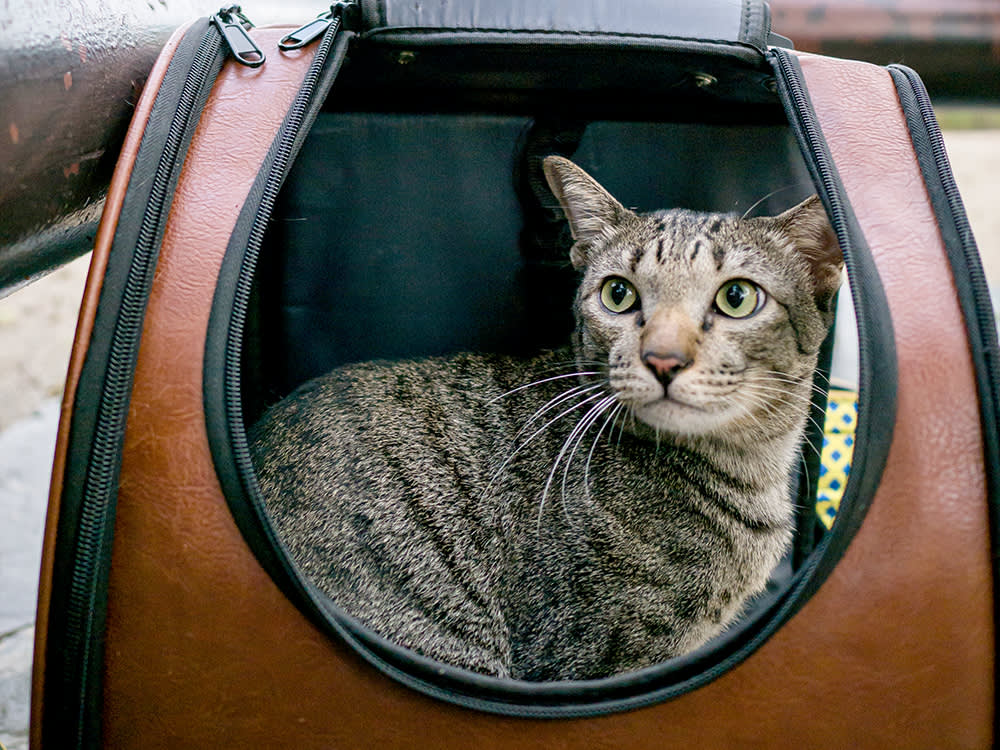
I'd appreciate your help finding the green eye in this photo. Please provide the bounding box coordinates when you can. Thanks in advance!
[600,277,639,313]
[715,279,764,318]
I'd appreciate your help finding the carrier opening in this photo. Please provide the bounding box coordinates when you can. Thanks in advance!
[206,38,883,715]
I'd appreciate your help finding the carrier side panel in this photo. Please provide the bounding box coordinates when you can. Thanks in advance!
[794,51,993,747]
[30,20,196,750]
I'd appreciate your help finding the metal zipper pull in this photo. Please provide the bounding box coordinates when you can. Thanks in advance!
[212,5,266,68]
[278,1,357,51]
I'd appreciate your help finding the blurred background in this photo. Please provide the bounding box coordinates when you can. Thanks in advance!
[772,0,1000,101]
[1,1,998,748]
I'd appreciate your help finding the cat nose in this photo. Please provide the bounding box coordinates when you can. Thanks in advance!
[642,351,692,388]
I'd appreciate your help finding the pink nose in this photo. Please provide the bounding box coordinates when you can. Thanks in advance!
[642,352,691,387]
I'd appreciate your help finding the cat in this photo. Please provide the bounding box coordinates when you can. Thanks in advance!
[249,155,843,681]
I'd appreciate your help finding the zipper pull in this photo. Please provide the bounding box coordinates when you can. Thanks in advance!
[212,5,266,67]
[278,1,357,51]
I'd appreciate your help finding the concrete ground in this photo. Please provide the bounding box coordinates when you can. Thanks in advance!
[0,129,998,750]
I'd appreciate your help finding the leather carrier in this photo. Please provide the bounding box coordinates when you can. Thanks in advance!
[30,1,999,747]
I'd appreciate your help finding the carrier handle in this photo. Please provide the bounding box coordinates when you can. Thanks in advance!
[357,0,782,54]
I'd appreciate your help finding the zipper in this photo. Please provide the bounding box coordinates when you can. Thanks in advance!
[769,51,858,303]
[197,0,361,694]
[279,1,359,50]
[219,3,353,572]
[769,47,864,566]
[212,4,266,67]
[49,13,253,748]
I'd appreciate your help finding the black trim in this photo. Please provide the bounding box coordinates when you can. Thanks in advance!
[889,63,1000,738]
[201,44,897,717]
[42,19,224,749]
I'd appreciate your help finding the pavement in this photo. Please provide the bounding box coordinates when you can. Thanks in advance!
[0,253,88,750]
[0,130,998,749]
[0,400,59,750]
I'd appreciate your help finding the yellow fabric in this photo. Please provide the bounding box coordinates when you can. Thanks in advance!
[816,388,858,530]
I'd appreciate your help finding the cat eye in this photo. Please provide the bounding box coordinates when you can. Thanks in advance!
[714,279,765,319]
[600,277,639,314]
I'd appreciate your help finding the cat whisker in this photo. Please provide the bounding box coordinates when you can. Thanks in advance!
[739,182,813,219]
[536,393,615,533]
[754,370,815,385]
[743,382,826,410]
[728,395,821,496]
[756,367,825,380]
[558,395,618,525]
[513,382,606,443]
[606,400,627,447]
[761,379,833,403]
[488,370,601,404]
[538,359,609,370]
[758,369,837,397]
[742,384,831,432]
[616,405,632,446]
[526,360,610,380]
[548,396,612,511]
[730,393,773,436]
[585,401,625,504]
[738,386,827,458]
[729,394,823,499]
[740,380,830,417]
[485,390,607,499]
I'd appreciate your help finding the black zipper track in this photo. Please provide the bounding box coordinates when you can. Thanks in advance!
[204,45,896,719]
[225,16,350,468]
[887,63,1000,736]
[204,13,353,622]
[45,21,226,749]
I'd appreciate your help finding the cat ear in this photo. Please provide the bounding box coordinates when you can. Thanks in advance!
[773,195,844,313]
[543,156,632,268]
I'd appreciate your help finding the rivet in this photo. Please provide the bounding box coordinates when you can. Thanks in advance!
[693,72,717,89]
[396,50,417,65]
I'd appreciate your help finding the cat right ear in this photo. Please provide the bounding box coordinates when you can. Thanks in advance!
[543,156,631,268]
[773,195,843,315]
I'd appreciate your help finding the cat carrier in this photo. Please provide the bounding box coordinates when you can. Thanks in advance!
[24,0,999,747]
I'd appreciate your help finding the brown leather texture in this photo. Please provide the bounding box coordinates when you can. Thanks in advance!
[75,44,993,748]
[29,20,196,750]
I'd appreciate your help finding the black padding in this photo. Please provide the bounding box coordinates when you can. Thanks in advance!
[259,114,539,395]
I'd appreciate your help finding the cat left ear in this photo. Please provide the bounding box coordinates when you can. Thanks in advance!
[543,156,633,268]
[774,195,844,313]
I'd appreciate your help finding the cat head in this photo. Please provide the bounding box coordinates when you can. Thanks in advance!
[542,155,843,443]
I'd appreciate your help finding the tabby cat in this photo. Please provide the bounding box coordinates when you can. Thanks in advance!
[250,156,842,681]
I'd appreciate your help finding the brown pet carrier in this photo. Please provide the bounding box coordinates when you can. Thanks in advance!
[24,1,999,747]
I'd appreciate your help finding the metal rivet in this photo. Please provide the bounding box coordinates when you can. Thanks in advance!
[763,77,778,94]
[396,50,417,65]
[693,72,717,89]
